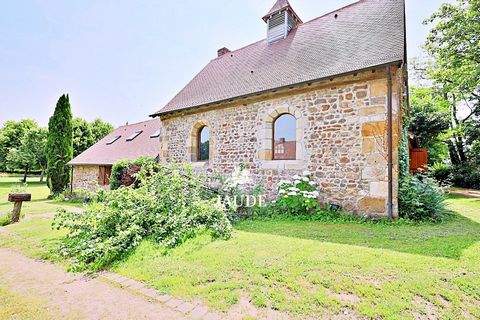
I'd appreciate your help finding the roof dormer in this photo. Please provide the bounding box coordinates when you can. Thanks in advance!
[262,0,302,44]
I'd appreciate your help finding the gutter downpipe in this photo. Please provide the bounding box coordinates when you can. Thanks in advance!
[70,166,74,195]
[386,65,394,220]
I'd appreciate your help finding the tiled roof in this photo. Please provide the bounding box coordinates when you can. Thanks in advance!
[69,119,160,166]
[152,0,405,116]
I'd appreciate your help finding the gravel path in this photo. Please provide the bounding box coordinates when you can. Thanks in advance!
[0,248,187,320]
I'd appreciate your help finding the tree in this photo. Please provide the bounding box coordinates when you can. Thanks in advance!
[0,119,37,172]
[73,118,93,157]
[422,0,480,165]
[90,118,114,144]
[408,87,450,164]
[73,118,113,157]
[6,128,48,182]
[46,94,73,194]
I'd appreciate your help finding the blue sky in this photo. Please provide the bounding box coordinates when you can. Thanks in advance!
[0,0,450,127]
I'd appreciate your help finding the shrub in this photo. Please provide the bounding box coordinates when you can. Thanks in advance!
[0,213,12,226]
[430,162,452,185]
[109,157,157,190]
[449,164,480,190]
[211,165,265,222]
[53,163,231,271]
[399,174,446,221]
[274,171,319,215]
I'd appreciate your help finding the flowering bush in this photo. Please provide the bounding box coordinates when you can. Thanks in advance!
[53,162,231,271]
[275,171,319,215]
[212,165,264,221]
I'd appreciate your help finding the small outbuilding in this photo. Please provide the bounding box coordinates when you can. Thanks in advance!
[69,119,160,191]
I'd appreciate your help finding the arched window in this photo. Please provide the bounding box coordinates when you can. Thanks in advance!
[273,114,296,160]
[198,126,210,161]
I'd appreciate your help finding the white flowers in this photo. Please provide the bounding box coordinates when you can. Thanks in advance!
[303,171,312,176]
[225,166,251,188]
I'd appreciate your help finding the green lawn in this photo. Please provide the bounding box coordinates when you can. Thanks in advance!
[0,190,479,319]
[0,175,81,223]
[0,287,57,320]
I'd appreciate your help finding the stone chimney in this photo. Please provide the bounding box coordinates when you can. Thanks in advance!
[217,47,231,57]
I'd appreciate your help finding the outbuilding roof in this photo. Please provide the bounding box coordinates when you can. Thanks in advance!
[152,0,405,116]
[68,119,160,166]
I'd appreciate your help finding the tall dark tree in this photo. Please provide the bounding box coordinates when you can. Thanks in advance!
[46,94,73,194]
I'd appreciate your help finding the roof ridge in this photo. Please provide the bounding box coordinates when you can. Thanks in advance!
[301,0,365,25]
[118,118,158,128]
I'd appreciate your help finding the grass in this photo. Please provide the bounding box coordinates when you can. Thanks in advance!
[0,287,56,320]
[0,174,82,223]
[0,184,479,319]
[109,195,480,319]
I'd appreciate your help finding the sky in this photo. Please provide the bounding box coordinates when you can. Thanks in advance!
[0,0,451,128]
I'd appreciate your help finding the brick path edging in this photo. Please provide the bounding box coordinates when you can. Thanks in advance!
[101,272,223,320]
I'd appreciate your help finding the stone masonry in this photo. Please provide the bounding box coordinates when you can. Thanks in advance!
[160,67,405,216]
[72,165,102,192]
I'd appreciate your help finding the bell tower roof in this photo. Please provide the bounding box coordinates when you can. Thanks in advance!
[262,0,302,24]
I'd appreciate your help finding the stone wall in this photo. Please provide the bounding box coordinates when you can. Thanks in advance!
[159,67,405,216]
[72,165,101,192]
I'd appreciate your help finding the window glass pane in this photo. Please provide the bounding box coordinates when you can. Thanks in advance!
[274,114,296,160]
[106,135,121,145]
[150,129,161,138]
[199,127,209,161]
[126,131,143,141]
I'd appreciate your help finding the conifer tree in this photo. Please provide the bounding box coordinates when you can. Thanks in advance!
[46,94,73,194]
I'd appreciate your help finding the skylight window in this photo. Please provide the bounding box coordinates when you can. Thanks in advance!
[126,131,143,142]
[150,129,161,138]
[106,135,121,145]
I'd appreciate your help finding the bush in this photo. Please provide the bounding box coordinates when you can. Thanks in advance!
[430,163,480,190]
[0,213,12,226]
[210,165,265,222]
[449,164,480,190]
[53,163,231,271]
[430,162,452,185]
[274,171,319,215]
[399,174,446,221]
[110,157,157,190]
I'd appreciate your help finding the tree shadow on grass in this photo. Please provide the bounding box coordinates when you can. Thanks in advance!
[236,209,480,260]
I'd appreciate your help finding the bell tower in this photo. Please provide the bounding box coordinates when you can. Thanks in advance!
[262,0,302,44]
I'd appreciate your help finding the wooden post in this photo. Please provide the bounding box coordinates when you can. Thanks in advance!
[8,193,31,224]
[12,202,23,223]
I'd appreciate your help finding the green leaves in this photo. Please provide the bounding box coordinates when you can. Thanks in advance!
[424,0,479,112]
[53,163,232,271]
[73,118,113,157]
[399,174,446,221]
[46,94,73,194]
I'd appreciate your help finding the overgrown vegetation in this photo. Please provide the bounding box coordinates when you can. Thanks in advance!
[53,163,231,271]
[109,156,157,190]
[399,174,446,221]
